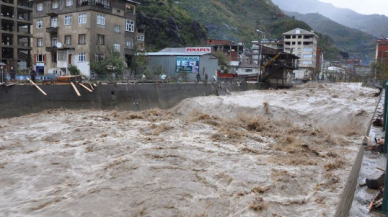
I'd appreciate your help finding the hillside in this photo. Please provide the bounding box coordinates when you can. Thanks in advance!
[286,12,376,63]
[272,0,388,39]
[136,0,208,51]
[137,0,344,61]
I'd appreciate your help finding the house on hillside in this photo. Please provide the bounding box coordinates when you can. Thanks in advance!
[283,28,318,80]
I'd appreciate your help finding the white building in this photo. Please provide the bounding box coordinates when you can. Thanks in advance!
[283,28,318,79]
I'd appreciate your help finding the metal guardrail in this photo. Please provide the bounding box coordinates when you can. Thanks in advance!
[382,82,388,213]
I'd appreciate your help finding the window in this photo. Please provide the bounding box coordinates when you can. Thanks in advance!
[37,3,43,11]
[114,25,121,33]
[95,53,105,62]
[245,69,253,72]
[78,53,86,62]
[36,19,43,29]
[302,61,312,65]
[65,35,71,45]
[78,34,86,45]
[113,43,120,52]
[51,17,58,27]
[66,0,73,6]
[78,13,86,24]
[97,14,105,25]
[126,19,134,32]
[125,39,133,48]
[37,54,45,62]
[52,0,58,9]
[37,38,43,47]
[51,37,57,46]
[137,35,144,41]
[97,34,104,45]
[65,15,72,25]
[303,54,313,59]
[58,52,65,61]
[303,48,313,52]
[125,4,135,14]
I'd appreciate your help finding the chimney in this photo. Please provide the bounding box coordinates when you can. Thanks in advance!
[311,30,315,33]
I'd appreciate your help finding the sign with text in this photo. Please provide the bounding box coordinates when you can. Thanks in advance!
[185,47,212,53]
[176,56,200,73]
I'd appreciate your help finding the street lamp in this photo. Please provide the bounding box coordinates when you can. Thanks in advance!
[256,29,265,82]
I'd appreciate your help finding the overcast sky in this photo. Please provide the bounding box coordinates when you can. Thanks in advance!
[319,0,388,16]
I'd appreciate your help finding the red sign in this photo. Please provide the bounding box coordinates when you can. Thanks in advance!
[185,47,212,53]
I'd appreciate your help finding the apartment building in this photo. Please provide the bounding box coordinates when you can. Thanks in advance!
[32,0,143,77]
[283,28,318,79]
[376,38,388,64]
[0,0,32,70]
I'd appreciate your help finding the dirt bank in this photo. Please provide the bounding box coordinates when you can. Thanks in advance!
[0,83,379,217]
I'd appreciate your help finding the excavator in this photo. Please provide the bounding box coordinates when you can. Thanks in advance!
[259,52,282,82]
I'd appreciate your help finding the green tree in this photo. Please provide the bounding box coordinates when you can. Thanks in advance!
[90,47,126,77]
[371,61,388,82]
[128,43,149,77]
[213,51,231,67]
[68,65,80,75]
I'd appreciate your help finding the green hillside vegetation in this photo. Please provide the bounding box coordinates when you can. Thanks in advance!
[137,0,344,61]
[137,0,207,51]
[287,12,376,63]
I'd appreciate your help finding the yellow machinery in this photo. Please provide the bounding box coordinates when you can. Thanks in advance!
[261,53,281,70]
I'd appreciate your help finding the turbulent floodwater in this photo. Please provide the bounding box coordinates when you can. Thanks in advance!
[0,83,380,217]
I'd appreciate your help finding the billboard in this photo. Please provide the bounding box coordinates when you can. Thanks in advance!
[176,56,200,73]
[185,47,212,53]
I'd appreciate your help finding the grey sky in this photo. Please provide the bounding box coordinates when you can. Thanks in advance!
[319,0,388,16]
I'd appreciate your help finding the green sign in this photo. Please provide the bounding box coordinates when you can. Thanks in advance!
[176,56,200,73]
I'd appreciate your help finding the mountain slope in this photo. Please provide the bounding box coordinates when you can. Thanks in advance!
[272,0,388,39]
[286,12,376,63]
[137,0,207,51]
[137,0,344,61]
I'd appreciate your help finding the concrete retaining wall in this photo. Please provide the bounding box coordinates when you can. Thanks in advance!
[0,82,265,119]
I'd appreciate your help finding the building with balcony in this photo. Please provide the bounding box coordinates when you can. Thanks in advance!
[32,0,142,77]
[283,28,318,79]
[0,0,32,70]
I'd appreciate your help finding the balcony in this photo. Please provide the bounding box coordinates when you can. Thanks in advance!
[76,0,111,9]
[46,27,58,34]
[46,46,57,52]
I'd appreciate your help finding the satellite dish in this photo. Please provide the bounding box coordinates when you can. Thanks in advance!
[56,42,62,48]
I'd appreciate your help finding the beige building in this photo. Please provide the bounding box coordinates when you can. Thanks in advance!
[283,28,318,79]
[32,0,143,77]
[0,0,32,70]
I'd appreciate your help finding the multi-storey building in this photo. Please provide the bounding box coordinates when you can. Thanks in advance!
[0,0,32,70]
[376,38,388,64]
[32,0,143,77]
[283,28,318,79]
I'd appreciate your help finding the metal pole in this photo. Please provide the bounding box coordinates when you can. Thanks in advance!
[384,82,388,131]
[259,32,263,78]
[256,29,264,82]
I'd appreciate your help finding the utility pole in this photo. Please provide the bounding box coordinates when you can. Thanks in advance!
[256,29,265,82]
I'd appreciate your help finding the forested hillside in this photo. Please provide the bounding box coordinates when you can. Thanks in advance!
[137,0,345,61]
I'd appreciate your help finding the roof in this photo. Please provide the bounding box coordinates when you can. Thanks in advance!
[283,28,318,37]
[147,47,213,56]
